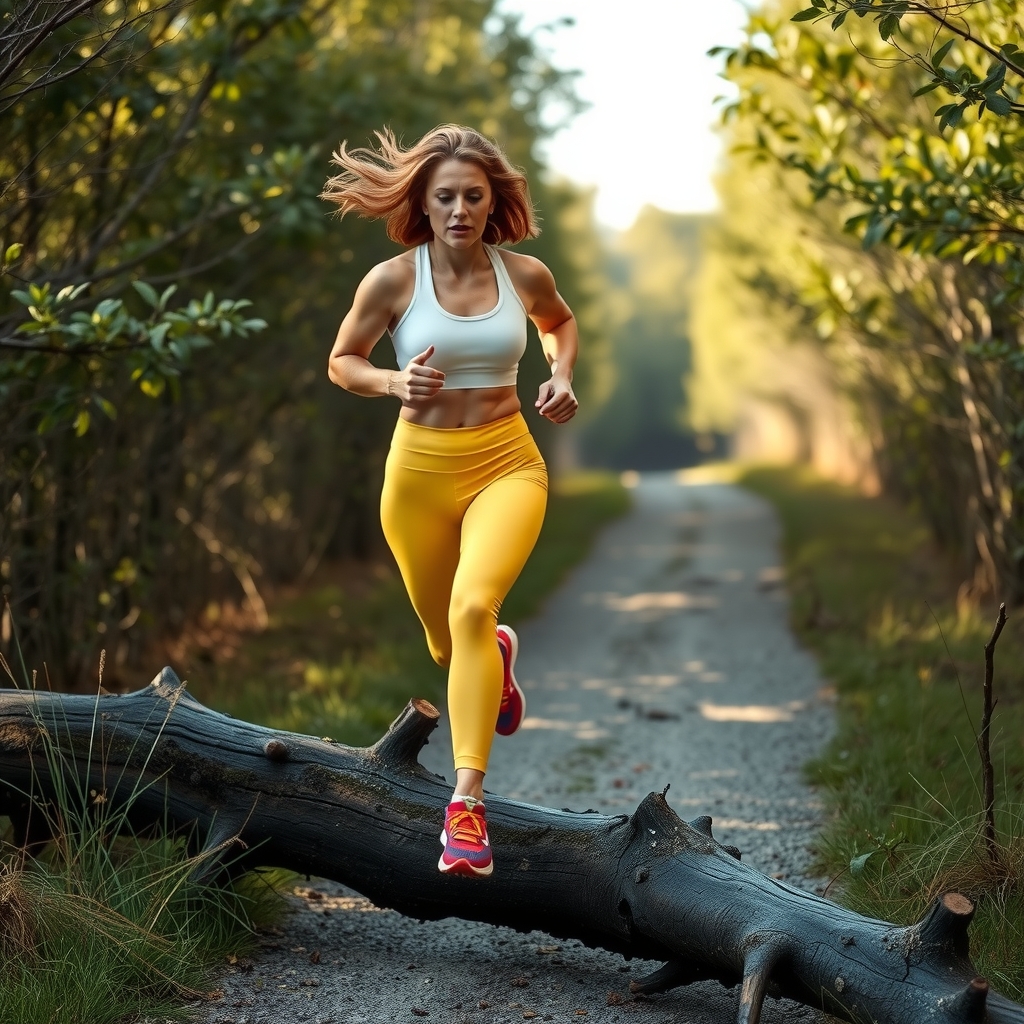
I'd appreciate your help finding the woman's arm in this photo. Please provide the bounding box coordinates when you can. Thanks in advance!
[328,261,445,403]
[502,253,579,424]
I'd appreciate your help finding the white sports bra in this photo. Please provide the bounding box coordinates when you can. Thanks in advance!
[390,243,528,390]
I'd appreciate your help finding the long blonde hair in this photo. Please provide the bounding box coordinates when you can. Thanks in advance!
[321,125,539,246]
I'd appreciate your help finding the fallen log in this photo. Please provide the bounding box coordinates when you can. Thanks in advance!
[0,668,1020,1024]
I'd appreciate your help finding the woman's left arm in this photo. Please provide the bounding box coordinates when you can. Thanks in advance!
[505,253,579,424]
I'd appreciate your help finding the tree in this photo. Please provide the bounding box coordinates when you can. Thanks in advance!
[0,0,584,684]
[697,0,1024,598]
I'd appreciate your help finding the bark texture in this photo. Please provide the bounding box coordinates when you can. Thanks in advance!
[0,668,1021,1024]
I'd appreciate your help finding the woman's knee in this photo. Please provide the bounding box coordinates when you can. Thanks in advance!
[448,590,498,637]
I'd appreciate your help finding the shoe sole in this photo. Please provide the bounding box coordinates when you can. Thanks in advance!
[437,852,494,877]
[496,625,526,736]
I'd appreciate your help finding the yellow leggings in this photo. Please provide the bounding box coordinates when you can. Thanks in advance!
[380,412,547,773]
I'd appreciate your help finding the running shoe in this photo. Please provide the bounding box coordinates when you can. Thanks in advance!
[438,797,493,877]
[495,624,526,736]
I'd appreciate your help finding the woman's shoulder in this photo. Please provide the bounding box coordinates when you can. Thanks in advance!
[493,248,556,298]
[357,249,417,302]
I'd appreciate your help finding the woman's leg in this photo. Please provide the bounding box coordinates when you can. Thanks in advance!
[380,458,461,669]
[447,475,548,789]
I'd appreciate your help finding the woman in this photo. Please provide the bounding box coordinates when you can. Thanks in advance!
[324,125,578,878]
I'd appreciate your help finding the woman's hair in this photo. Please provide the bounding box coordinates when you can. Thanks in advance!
[321,125,539,247]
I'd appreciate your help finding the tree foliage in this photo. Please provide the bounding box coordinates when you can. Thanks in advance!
[0,0,583,684]
[700,0,1024,599]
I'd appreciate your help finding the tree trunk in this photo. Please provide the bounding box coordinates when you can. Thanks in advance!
[0,668,1020,1024]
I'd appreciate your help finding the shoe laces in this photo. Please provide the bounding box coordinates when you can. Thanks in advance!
[447,807,487,846]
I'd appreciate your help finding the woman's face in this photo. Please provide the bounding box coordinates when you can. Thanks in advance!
[423,158,494,248]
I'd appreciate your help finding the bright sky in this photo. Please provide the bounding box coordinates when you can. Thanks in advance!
[495,0,750,229]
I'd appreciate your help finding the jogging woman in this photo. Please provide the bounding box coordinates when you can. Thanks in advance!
[324,125,579,877]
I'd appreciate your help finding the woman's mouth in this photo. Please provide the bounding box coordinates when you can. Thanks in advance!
[449,225,471,234]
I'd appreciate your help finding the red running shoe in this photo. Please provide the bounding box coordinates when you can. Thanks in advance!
[438,797,493,877]
[495,624,526,736]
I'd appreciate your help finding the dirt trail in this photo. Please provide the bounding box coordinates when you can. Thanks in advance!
[200,471,832,1024]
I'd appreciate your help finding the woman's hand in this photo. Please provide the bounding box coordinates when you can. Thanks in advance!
[535,373,578,424]
[391,346,445,404]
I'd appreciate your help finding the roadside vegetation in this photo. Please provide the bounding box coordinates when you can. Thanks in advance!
[742,465,1024,998]
[695,1,1024,601]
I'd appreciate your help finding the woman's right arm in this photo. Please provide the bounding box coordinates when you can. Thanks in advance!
[328,262,444,402]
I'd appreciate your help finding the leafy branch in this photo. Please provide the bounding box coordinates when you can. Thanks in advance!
[1,277,266,435]
[792,0,1024,125]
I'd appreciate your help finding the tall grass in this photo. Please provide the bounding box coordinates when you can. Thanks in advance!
[741,465,1024,997]
[0,652,284,1024]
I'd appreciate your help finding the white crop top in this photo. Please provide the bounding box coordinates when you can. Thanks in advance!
[390,243,528,390]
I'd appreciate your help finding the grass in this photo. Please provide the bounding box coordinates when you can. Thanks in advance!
[740,464,1024,997]
[183,470,631,746]
[0,660,285,1024]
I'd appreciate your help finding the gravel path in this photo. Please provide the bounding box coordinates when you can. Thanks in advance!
[198,471,834,1024]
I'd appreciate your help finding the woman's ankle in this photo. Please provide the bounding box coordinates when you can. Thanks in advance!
[454,766,485,803]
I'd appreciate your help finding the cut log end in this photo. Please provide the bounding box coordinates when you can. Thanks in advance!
[264,738,289,763]
[369,698,441,767]
[941,892,974,916]
[946,976,989,1023]
[410,698,440,720]
[917,892,975,960]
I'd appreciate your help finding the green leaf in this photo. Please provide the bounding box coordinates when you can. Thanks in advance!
[878,13,900,41]
[3,242,23,265]
[938,101,966,131]
[862,215,893,248]
[913,81,939,97]
[149,321,171,349]
[74,409,91,436]
[158,284,177,311]
[132,280,159,307]
[791,8,822,22]
[93,395,117,420]
[987,93,1012,116]
[932,38,955,68]
[849,850,877,876]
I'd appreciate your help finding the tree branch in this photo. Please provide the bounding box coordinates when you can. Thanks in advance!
[0,0,111,92]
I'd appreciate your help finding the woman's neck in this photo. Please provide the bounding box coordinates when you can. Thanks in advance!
[428,237,490,278]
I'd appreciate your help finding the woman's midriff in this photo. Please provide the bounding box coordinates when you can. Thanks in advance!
[398,384,521,429]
